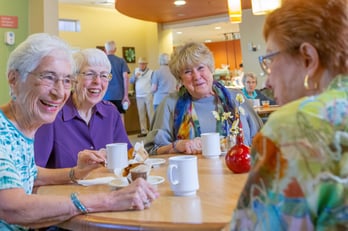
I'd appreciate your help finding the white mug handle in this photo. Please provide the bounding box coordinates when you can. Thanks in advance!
[167,164,179,185]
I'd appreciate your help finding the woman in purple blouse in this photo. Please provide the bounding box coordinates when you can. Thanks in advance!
[34,48,132,168]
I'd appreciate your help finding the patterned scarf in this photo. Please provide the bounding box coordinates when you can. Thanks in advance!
[173,81,236,139]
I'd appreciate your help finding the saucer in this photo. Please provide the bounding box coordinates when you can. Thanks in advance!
[109,176,165,190]
[147,175,165,185]
[144,158,166,168]
[77,176,115,186]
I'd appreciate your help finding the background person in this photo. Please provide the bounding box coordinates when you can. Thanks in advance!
[231,0,348,230]
[130,57,154,137]
[35,48,132,168]
[241,72,276,106]
[103,40,130,125]
[145,42,263,155]
[151,53,178,111]
[0,33,158,231]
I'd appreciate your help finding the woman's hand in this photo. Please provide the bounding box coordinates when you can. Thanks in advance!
[108,178,160,211]
[74,149,107,178]
[176,138,202,154]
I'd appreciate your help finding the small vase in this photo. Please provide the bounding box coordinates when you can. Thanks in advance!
[225,123,251,174]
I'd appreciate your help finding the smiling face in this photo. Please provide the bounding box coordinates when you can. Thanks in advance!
[74,65,110,109]
[180,63,214,99]
[13,50,73,127]
[264,33,307,105]
[244,76,257,94]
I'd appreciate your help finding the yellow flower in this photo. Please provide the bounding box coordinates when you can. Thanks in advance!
[222,112,233,121]
[236,93,245,104]
[212,111,220,120]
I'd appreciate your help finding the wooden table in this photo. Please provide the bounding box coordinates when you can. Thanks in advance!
[37,155,248,231]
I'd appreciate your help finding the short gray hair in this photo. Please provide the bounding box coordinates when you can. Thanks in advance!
[73,48,111,73]
[104,40,116,53]
[159,53,170,65]
[242,72,258,86]
[7,33,74,81]
[169,42,214,81]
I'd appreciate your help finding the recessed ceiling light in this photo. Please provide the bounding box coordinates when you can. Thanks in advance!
[215,26,222,30]
[205,39,212,43]
[174,0,186,6]
[176,31,183,34]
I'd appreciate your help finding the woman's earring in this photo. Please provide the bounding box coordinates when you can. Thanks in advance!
[304,74,318,90]
[10,90,16,101]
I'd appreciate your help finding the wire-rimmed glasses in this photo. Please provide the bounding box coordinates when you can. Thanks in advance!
[28,71,75,89]
[258,51,281,75]
[79,71,112,82]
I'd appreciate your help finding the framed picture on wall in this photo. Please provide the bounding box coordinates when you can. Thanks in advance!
[122,47,136,63]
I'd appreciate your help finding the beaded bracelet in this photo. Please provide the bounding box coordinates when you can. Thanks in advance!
[69,168,78,183]
[70,192,88,214]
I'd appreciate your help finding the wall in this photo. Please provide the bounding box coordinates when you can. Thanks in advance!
[0,0,29,105]
[239,9,267,88]
[59,4,159,73]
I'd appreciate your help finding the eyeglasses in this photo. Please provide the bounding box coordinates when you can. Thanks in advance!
[258,51,281,75]
[28,71,75,89]
[79,71,112,82]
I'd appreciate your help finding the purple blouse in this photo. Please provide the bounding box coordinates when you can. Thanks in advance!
[34,96,132,168]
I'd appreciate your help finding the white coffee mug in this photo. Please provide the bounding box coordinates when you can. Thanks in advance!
[106,143,128,171]
[167,155,199,196]
[201,132,221,158]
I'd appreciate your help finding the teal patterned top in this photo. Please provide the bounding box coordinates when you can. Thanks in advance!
[231,75,348,231]
[0,110,38,230]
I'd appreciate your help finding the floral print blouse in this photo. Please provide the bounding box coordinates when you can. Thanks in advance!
[231,75,348,231]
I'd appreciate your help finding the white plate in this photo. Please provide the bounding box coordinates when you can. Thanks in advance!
[77,177,115,186]
[144,158,166,167]
[147,175,165,185]
[109,177,129,189]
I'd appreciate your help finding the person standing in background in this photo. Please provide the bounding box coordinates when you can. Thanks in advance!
[103,40,130,125]
[130,57,154,137]
[151,53,178,111]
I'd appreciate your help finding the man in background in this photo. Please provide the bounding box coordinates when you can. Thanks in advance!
[104,40,130,124]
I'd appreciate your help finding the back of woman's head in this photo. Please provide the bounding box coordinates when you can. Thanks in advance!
[263,0,348,76]
[169,42,215,81]
[73,48,111,73]
[159,53,170,65]
[7,33,74,80]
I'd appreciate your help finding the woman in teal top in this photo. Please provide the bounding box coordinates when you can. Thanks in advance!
[231,0,348,230]
[0,33,158,230]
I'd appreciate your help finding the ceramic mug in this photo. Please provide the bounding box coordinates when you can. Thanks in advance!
[167,155,199,196]
[106,143,128,171]
[201,132,221,158]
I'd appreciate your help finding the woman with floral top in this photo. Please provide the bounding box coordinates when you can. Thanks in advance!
[145,42,263,155]
[230,0,348,230]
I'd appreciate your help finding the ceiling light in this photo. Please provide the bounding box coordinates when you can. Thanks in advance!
[215,26,222,30]
[176,31,183,34]
[251,0,281,15]
[227,0,242,23]
[174,0,186,6]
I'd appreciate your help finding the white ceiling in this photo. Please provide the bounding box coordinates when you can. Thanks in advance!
[58,0,240,46]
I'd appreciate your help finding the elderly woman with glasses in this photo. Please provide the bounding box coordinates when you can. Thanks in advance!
[230,0,348,230]
[0,34,158,230]
[35,48,132,168]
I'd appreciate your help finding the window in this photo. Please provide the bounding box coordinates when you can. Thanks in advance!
[59,19,80,32]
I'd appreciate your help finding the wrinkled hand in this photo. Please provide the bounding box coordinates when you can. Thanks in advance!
[177,138,202,154]
[110,178,159,211]
[76,149,107,172]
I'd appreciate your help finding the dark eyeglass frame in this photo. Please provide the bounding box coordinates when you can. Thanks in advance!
[79,71,112,82]
[258,51,281,75]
